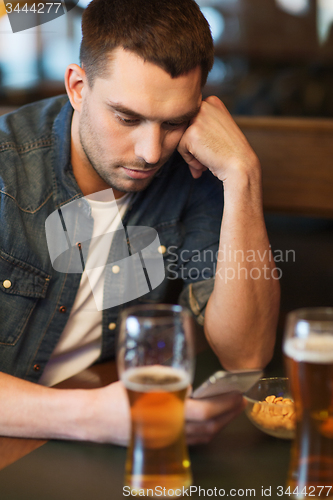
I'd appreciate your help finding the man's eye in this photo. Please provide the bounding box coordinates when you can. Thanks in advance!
[116,115,140,125]
[164,121,186,129]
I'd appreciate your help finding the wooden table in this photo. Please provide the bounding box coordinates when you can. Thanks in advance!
[0,352,292,499]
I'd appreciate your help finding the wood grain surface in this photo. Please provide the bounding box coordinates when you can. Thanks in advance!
[236,116,333,218]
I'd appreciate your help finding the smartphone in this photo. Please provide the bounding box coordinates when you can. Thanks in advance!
[191,369,263,399]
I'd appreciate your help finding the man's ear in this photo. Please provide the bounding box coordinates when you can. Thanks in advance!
[64,64,87,112]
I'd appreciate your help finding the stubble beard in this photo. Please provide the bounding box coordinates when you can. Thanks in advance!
[78,110,161,194]
[80,140,159,194]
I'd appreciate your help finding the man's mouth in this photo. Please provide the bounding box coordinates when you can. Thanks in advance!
[122,166,159,180]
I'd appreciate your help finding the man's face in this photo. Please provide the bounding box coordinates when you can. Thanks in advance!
[76,48,202,194]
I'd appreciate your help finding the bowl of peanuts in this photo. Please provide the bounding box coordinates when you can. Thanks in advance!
[244,377,296,439]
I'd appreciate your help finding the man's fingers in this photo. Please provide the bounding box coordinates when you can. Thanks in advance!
[177,141,207,178]
[185,405,244,445]
[188,163,208,179]
[184,392,245,445]
[185,391,244,421]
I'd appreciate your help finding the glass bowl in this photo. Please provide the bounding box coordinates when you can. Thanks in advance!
[244,377,296,439]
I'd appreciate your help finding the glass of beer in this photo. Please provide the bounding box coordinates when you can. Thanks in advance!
[283,308,333,500]
[117,304,195,494]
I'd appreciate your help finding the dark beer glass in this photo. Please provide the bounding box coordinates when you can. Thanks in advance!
[117,304,195,494]
[283,308,333,500]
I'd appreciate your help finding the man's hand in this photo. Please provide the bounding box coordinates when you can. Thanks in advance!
[185,391,244,445]
[0,373,243,446]
[86,381,244,446]
[178,95,279,371]
[72,100,274,448]
[177,95,259,181]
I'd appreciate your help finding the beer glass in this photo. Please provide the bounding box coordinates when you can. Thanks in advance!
[283,308,333,499]
[117,304,195,493]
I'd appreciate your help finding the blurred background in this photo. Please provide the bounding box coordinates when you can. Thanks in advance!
[1,0,333,115]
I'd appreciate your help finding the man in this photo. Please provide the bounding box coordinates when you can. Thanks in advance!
[0,0,279,445]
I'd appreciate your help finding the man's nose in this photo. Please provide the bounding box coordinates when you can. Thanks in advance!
[134,124,163,165]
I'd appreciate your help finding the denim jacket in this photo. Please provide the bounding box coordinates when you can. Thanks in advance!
[0,96,223,382]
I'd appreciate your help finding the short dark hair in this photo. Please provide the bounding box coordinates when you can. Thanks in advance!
[80,0,214,87]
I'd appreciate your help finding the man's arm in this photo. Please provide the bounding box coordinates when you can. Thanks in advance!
[0,371,243,445]
[178,96,280,370]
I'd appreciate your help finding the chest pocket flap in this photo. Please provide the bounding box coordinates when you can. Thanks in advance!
[0,252,50,345]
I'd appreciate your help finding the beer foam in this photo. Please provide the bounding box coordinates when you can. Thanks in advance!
[284,335,333,363]
[122,365,190,392]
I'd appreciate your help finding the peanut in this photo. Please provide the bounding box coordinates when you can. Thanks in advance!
[250,394,296,433]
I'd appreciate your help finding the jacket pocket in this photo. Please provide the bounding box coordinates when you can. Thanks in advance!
[0,251,51,345]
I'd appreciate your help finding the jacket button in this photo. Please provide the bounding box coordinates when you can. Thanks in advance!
[108,322,116,330]
[2,279,12,289]
[34,364,41,372]
[112,265,120,274]
[158,245,166,255]
[59,305,67,313]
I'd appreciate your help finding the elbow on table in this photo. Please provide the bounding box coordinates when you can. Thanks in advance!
[216,347,275,372]
[203,324,277,372]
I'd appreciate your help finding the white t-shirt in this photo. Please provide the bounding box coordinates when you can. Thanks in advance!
[39,190,131,387]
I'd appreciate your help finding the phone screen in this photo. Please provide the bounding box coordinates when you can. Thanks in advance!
[191,369,263,399]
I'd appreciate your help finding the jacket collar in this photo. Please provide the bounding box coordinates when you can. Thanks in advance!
[51,97,84,209]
